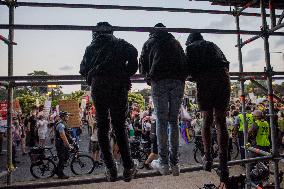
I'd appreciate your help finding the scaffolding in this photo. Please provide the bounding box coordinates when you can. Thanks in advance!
[0,0,283,188]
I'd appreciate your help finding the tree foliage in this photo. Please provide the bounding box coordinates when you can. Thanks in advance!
[65,90,85,102]
[128,92,145,110]
[17,91,47,114]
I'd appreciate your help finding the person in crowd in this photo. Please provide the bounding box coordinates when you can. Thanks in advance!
[90,123,103,166]
[55,111,73,179]
[0,114,5,155]
[234,106,254,161]
[144,115,158,170]
[12,117,21,167]
[249,110,270,152]
[185,32,230,187]
[28,110,37,147]
[19,116,27,155]
[133,114,142,138]
[37,115,49,147]
[80,21,138,182]
[277,111,284,153]
[139,23,187,176]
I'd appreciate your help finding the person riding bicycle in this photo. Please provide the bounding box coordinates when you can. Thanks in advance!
[55,111,73,179]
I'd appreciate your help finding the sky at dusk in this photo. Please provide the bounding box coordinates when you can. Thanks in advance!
[0,0,284,93]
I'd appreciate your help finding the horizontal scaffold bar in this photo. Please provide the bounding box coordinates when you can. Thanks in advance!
[0,72,284,82]
[0,1,280,18]
[1,24,284,36]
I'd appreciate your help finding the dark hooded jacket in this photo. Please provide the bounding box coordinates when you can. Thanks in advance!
[185,39,229,80]
[80,34,138,86]
[139,30,187,83]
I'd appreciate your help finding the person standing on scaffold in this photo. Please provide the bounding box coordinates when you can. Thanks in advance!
[185,32,231,188]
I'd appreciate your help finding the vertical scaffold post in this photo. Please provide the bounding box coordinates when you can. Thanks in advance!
[6,0,15,185]
[260,0,280,188]
[269,0,276,28]
[234,7,250,189]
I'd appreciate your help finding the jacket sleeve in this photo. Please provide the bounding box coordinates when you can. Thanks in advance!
[79,47,90,77]
[185,46,194,79]
[139,42,150,76]
[125,43,138,77]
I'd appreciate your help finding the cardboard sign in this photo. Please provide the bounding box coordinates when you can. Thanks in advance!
[59,100,81,128]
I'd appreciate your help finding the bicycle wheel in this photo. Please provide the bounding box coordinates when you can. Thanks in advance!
[230,142,239,160]
[71,154,95,175]
[30,158,56,179]
[194,148,204,164]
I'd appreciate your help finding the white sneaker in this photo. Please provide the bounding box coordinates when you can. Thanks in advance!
[151,159,170,175]
[171,164,180,176]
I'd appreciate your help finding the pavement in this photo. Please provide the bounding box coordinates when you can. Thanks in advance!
[0,126,283,188]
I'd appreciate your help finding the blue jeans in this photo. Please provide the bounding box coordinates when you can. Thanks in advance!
[151,79,185,166]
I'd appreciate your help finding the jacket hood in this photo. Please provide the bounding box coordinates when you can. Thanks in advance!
[92,34,115,44]
[149,30,174,41]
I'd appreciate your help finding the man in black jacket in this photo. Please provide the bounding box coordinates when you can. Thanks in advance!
[80,22,138,182]
[139,23,187,176]
[185,32,230,187]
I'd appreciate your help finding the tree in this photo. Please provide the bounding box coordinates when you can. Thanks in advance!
[65,90,85,102]
[128,92,145,110]
[138,88,151,105]
[17,91,47,114]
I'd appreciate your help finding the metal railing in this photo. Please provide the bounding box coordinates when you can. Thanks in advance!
[0,1,283,188]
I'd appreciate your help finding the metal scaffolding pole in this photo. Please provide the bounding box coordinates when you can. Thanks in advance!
[0,1,278,18]
[234,8,250,189]
[269,0,276,28]
[1,24,284,36]
[6,1,15,185]
[277,10,284,25]
[2,72,284,82]
[260,0,280,188]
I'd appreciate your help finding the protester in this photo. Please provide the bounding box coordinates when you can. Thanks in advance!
[90,123,102,166]
[37,115,49,147]
[234,106,254,161]
[185,32,230,187]
[80,22,138,182]
[140,23,187,176]
[54,111,73,179]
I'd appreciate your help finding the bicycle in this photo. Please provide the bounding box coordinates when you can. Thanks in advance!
[193,135,239,164]
[129,137,151,169]
[29,142,95,179]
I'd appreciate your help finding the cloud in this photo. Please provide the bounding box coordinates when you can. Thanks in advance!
[58,65,73,71]
[274,37,284,48]
[207,16,234,29]
[243,48,263,62]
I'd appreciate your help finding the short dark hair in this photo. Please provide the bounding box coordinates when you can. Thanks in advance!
[186,32,203,46]
[154,23,166,28]
[92,22,113,39]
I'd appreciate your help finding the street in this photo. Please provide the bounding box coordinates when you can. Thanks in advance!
[0,126,196,185]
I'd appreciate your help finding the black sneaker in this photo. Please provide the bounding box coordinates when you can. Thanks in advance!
[123,160,138,182]
[105,164,118,182]
[202,155,213,172]
[58,174,69,179]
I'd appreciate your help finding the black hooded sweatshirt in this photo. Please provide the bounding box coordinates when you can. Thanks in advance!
[139,30,187,83]
[80,34,138,85]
